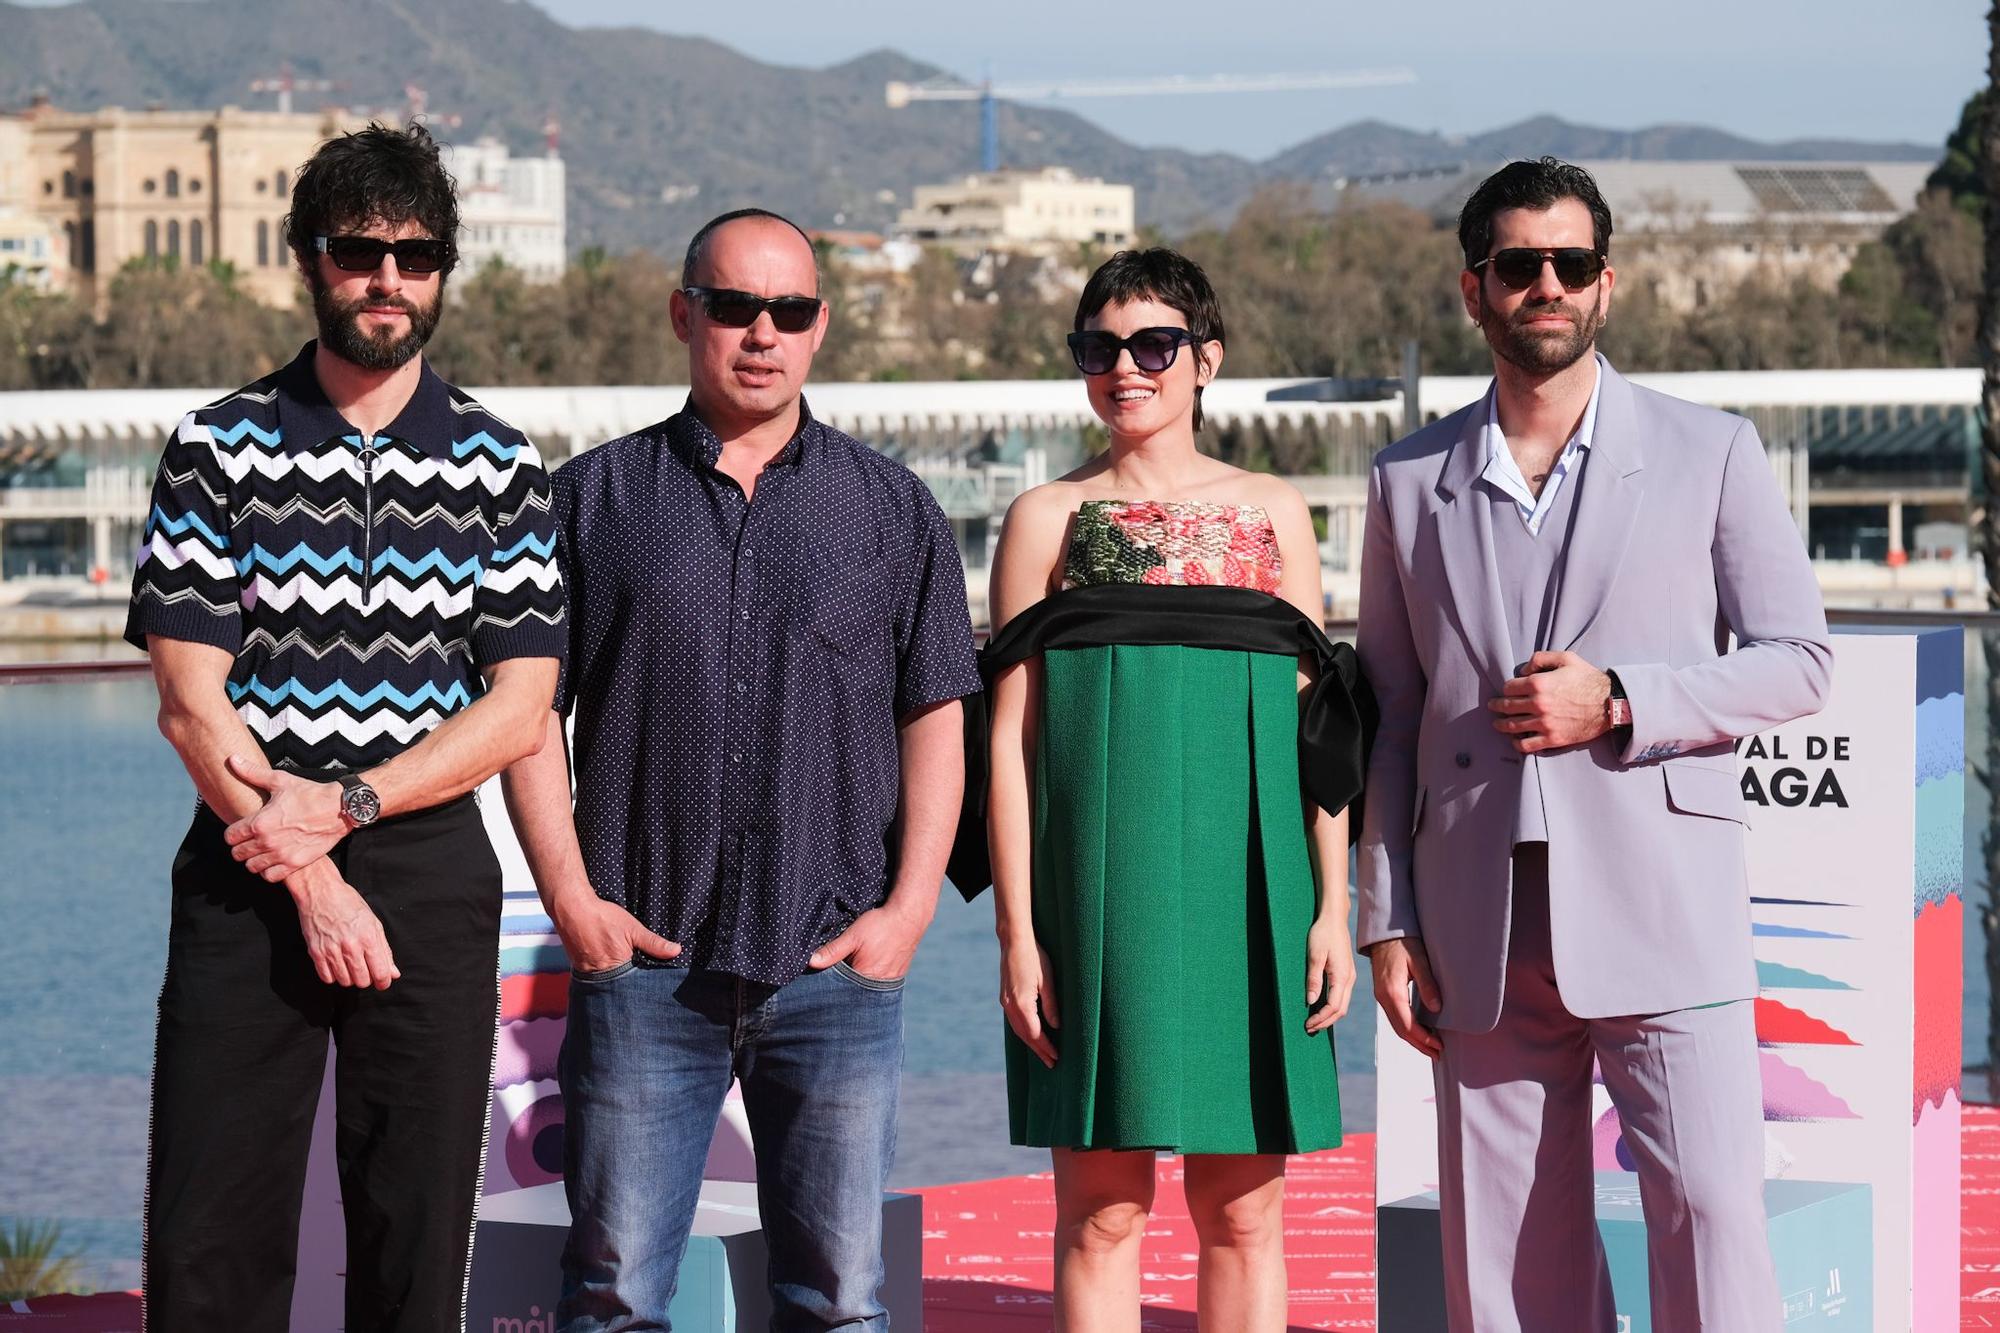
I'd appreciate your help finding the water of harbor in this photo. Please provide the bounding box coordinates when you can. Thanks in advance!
[2,636,1989,1294]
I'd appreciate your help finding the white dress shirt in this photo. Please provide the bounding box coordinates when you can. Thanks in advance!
[1478,354,1605,535]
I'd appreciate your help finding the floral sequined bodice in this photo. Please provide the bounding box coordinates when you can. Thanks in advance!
[1062,499,1283,594]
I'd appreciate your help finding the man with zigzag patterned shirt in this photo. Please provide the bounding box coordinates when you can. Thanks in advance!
[126,122,567,1332]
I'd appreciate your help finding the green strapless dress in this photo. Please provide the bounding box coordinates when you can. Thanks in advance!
[1008,499,1343,1154]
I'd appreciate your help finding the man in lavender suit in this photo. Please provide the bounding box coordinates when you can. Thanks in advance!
[1356,157,1833,1332]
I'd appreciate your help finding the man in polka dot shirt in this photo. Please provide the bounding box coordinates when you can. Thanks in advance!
[502,207,981,1329]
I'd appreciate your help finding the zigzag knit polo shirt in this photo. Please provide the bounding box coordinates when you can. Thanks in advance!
[125,341,568,773]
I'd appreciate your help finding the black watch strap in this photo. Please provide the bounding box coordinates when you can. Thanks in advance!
[338,774,382,827]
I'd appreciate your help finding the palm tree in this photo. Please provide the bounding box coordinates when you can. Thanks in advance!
[1979,2,2000,1071]
[0,1219,84,1301]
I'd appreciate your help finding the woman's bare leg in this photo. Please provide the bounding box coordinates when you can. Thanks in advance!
[1183,1153,1289,1333]
[1051,1147,1158,1333]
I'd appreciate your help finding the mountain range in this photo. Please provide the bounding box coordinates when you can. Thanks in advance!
[0,0,1941,254]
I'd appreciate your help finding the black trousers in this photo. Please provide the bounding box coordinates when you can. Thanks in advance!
[143,796,502,1333]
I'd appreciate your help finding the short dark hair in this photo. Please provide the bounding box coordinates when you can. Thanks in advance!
[682,207,819,292]
[285,122,460,277]
[1074,247,1226,431]
[1457,157,1613,270]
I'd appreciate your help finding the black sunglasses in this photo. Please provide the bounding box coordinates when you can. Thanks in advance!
[1067,327,1197,377]
[1471,247,1606,292]
[682,286,823,333]
[315,234,453,275]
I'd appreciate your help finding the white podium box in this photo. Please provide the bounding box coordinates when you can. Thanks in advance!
[1373,626,1963,1331]
[466,1181,926,1330]
[285,736,926,1328]
[1377,1174,1872,1332]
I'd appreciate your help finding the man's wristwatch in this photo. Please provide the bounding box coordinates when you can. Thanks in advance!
[1605,671,1633,731]
[338,774,383,829]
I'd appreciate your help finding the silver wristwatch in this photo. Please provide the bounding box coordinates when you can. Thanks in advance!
[338,774,382,829]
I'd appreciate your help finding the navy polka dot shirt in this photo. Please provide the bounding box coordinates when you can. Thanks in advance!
[551,398,981,984]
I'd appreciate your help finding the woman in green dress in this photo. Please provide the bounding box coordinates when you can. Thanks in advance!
[981,249,1372,1331]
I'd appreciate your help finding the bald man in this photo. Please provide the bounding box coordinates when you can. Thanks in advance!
[501,208,980,1330]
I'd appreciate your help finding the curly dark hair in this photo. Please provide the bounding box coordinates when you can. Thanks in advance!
[1457,156,1613,270]
[1074,247,1226,432]
[284,122,460,278]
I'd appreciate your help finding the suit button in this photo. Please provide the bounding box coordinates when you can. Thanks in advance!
[1455,753,1472,769]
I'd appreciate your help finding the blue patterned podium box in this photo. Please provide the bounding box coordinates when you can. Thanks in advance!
[1377,1173,1871,1331]
[467,1181,924,1330]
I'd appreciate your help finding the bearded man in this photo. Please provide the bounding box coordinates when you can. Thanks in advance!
[1355,157,1832,1332]
[127,122,566,1332]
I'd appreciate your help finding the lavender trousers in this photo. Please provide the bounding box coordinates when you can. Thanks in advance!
[1429,846,1782,1332]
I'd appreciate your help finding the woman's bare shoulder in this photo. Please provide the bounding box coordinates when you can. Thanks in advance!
[1004,480,1081,527]
[1190,464,1308,515]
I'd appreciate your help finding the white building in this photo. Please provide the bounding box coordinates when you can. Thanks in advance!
[1337,159,1934,309]
[0,208,58,289]
[894,166,1135,257]
[443,136,565,283]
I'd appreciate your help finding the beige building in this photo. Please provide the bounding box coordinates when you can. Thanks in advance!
[4,97,365,306]
[1337,158,1932,311]
[894,166,1135,257]
[1576,160,1932,309]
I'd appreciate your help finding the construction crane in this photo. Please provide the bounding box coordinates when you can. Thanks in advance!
[248,61,340,116]
[886,67,1417,173]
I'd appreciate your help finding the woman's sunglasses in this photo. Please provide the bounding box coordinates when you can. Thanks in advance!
[682,286,824,333]
[1066,327,1197,377]
[1471,247,1606,292]
[315,234,454,275]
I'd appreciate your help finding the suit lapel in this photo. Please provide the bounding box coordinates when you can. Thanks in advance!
[1550,362,1648,652]
[1432,387,1516,690]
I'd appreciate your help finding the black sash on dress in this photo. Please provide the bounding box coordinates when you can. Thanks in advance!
[948,583,1378,899]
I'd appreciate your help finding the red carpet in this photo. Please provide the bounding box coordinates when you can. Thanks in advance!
[13,1103,2000,1330]
[915,1147,1376,1331]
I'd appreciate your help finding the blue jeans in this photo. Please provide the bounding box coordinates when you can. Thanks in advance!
[556,961,905,1332]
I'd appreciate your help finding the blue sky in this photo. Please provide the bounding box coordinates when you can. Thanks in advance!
[529,0,1981,160]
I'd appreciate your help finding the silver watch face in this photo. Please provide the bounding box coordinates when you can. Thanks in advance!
[343,783,382,826]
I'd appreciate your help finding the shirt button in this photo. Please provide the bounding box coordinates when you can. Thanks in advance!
[734,681,747,695]
[731,751,743,764]
[743,547,754,559]
[740,609,750,622]
[1455,753,1472,769]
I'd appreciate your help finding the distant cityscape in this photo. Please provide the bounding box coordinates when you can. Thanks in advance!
[0,93,1932,319]
[0,92,1967,626]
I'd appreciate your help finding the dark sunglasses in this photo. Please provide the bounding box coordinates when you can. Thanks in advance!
[315,234,453,275]
[681,286,823,333]
[1066,327,1197,377]
[1471,247,1606,292]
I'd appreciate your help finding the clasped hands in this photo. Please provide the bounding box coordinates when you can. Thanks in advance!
[1486,650,1614,753]
[213,753,398,991]
[222,752,350,879]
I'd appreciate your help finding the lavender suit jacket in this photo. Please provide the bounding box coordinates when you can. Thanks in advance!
[1355,361,1832,1032]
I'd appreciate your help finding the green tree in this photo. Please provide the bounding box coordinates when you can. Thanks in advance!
[428,260,548,386]
[1181,187,1483,381]
[977,253,1070,380]
[1839,238,1942,366]
[1931,89,1990,215]
[1886,191,1985,366]
[813,241,884,382]
[94,258,302,388]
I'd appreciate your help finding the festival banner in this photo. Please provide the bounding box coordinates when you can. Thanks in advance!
[1374,626,1963,1331]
